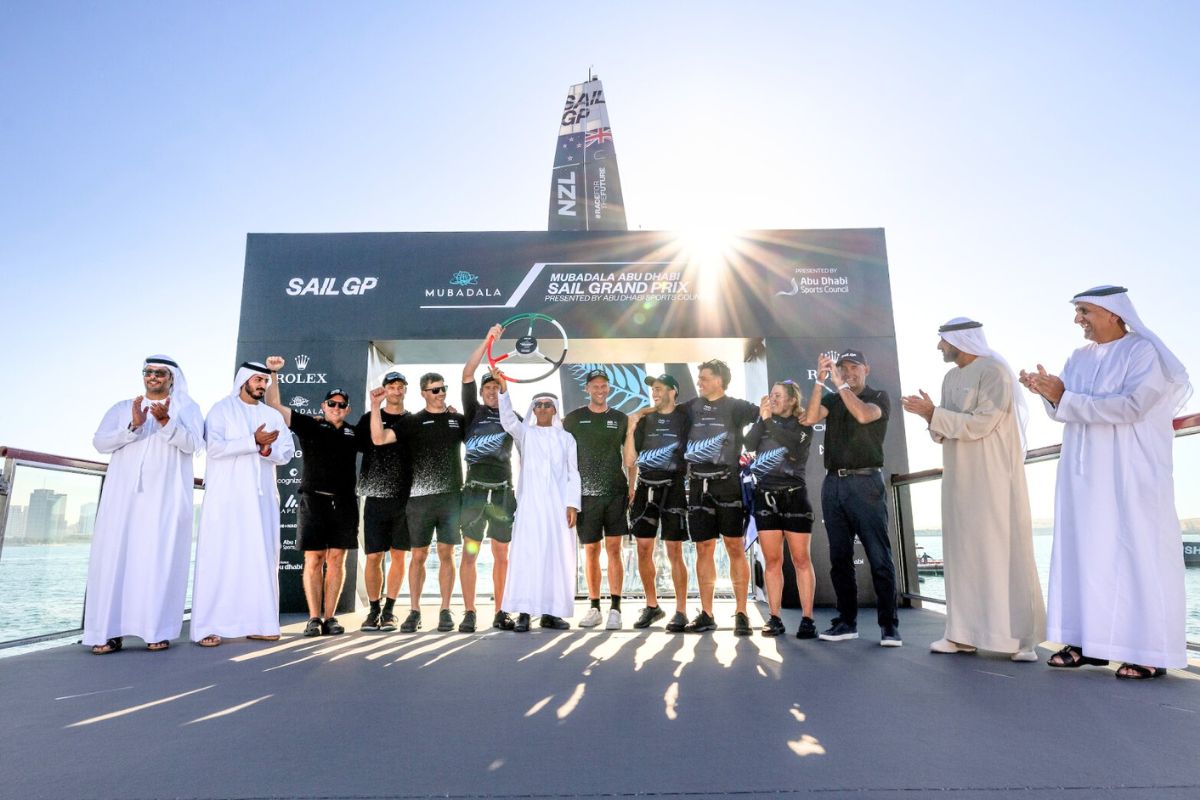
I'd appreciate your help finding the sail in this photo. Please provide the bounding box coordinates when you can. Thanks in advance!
[548,77,627,231]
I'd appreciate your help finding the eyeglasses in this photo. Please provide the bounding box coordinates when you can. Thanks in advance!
[142,368,170,378]
[425,386,447,394]
[325,400,348,409]
[533,401,555,409]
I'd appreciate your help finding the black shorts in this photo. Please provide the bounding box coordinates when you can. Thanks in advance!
[629,479,688,541]
[406,491,462,548]
[686,471,745,542]
[298,493,360,551]
[363,496,411,553]
[460,484,516,544]
[752,485,814,533]
[576,493,629,545]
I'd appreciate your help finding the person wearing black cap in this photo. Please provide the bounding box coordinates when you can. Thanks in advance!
[354,369,411,632]
[266,356,368,638]
[458,324,520,632]
[563,368,630,629]
[681,358,760,635]
[624,373,691,630]
[804,349,900,647]
[371,372,467,633]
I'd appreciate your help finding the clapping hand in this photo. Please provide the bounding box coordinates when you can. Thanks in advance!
[1019,365,1065,404]
[901,390,935,424]
[148,397,171,425]
[254,423,280,447]
[759,395,772,420]
[131,396,148,429]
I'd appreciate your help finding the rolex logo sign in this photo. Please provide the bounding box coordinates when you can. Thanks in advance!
[277,355,327,386]
[295,354,310,370]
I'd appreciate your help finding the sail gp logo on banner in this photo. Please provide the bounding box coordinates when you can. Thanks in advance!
[286,277,378,296]
[419,262,698,310]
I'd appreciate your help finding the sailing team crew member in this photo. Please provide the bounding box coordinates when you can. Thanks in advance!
[624,373,691,631]
[1022,286,1190,679]
[744,380,816,639]
[266,358,367,638]
[84,356,204,654]
[902,318,1044,661]
[191,361,294,647]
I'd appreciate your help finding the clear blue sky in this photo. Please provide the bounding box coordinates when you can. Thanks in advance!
[2,2,1197,516]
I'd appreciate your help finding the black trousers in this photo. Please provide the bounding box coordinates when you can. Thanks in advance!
[821,472,898,629]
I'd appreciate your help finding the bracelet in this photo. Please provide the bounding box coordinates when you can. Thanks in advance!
[837,382,850,391]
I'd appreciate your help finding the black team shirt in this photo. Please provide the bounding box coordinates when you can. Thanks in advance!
[745,415,814,489]
[683,395,760,472]
[820,386,890,470]
[401,409,466,498]
[633,408,691,482]
[288,413,367,497]
[563,406,628,497]
[354,408,411,498]
[461,381,515,485]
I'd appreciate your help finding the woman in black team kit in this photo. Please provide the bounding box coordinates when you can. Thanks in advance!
[745,380,817,638]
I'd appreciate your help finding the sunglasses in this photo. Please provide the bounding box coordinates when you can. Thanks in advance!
[142,368,170,378]
[533,401,556,409]
[325,400,349,409]
[424,386,447,394]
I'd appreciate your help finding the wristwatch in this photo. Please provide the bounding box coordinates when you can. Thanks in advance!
[837,382,850,392]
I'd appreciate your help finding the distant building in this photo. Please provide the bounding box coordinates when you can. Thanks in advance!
[75,502,98,538]
[25,489,67,543]
[4,505,28,542]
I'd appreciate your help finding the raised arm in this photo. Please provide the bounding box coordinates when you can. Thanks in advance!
[463,323,504,383]
[803,355,832,425]
[264,355,292,426]
[92,400,145,454]
[1053,340,1168,425]
[828,360,883,424]
[928,364,1009,443]
[368,388,398,445]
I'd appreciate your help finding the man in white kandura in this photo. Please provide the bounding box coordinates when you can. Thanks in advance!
[492,366,581,632]
[84,355,204,654]
[1021,285,1190,680]
[902,318,1045,662]
[191,362,295,647]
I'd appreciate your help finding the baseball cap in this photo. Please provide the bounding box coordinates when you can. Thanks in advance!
[584,369,609,383]
[324,388,350,402]
[643,373,679,391]
[479,373,498,389]
[382,371,407,386]
[836,350,868,366]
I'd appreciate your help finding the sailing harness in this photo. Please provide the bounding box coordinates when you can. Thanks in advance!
[755,483,815,523]
[628,476,686,530]
[462,479,514,527]
[687,465,743,516]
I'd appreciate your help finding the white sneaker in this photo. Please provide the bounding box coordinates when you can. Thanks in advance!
[929,638,976,654]
[1011,650,1039,662]
[606,609,622,630]
[579,607,603,628]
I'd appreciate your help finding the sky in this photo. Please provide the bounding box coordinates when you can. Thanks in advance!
[2,2,1198,519]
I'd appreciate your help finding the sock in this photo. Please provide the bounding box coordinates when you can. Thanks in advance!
[646,604,658,610]
[610,597,621,611]
[369,599,381,613]
[383,597,396,613]
[590,598,601,610]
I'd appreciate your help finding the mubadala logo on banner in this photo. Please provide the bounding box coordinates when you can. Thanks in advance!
[286,277,378,296]
[420,262,693,309]
[424,270,501,300]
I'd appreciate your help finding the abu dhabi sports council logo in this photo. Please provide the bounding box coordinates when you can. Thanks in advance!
[295,354,310,370]
[449,271,479,287]
[777,266,849,296]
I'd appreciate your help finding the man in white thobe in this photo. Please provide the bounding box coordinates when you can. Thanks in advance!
[1021,285,1190,679]
[902,318,1045,661]
[191,362,295,646]
[493,368,581,633]
[84,355,204,653]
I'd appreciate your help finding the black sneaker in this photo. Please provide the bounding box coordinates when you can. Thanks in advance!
[760,615,785,637]
[514,613,531,632]
[880,626,903,647]
[437,609,454,632]
[733,612,753,636]
[633,606,666,629]
[493,611,515,630]
[303,617,322,637]
[819,618,858,641]
[399,610,422,633]
[458,610,477,633]
[796,617,817,640]
[683,610,717,633]
[379,610,398,633]
[361,607,381,632]
[665,611,688,633]
[540,615,570,630]
[321,617,345,636]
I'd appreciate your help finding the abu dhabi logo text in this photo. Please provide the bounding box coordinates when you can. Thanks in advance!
[425,270,500,300]
[286,277,378,296]
[777,266,848,296]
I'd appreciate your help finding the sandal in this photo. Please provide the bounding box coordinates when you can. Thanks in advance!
[90,637,123,655]
[147,640,170,651]
[1116,663,1166,680]
[245,634,281,641]
[1046,644,1109,668]
[197,635,222,648]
